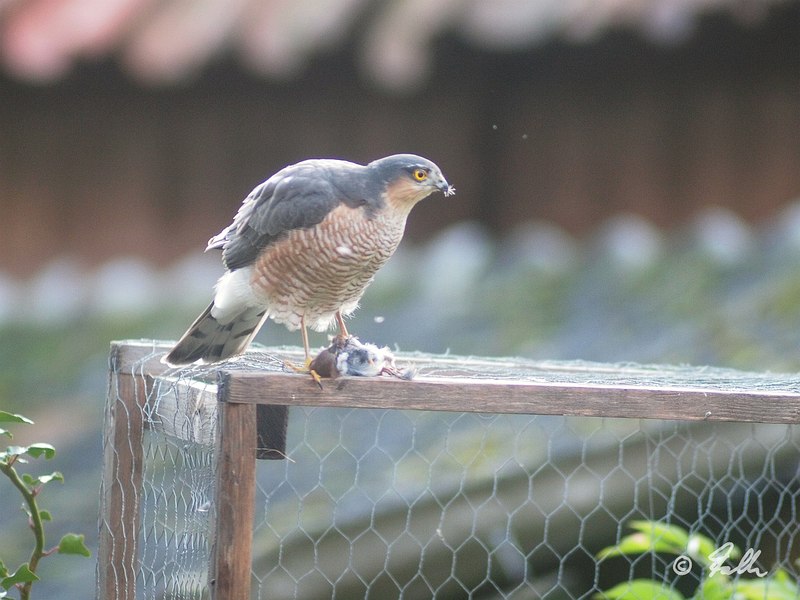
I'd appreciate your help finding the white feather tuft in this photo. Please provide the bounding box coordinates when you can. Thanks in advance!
[210,267,259,322]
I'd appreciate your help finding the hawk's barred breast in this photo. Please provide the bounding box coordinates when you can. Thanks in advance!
[251,203,407,332]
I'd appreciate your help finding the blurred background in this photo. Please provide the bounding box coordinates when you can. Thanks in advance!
[1,0,799,597]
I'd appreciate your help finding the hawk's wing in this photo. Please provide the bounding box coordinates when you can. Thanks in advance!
[208,161,356,271]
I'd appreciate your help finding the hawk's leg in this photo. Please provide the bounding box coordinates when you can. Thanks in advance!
[335,311,349,338]
[300,315,312,364]
[284,315,323,387]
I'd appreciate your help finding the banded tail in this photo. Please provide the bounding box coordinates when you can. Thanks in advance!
[164,302,268,366]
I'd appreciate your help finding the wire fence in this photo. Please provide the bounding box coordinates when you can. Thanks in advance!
[98,341,800,599]
[250,410,799,599]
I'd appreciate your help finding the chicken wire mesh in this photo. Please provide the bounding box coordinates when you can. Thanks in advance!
[251,411,800,599]
[137,429,215,598]
[100,359,220,599]
[100,344,800,599]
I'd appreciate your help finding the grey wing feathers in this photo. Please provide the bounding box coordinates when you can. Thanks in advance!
[208,161,351,271]
[163,302,268,365]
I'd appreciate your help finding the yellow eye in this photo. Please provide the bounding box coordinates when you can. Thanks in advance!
[412,168,428,182]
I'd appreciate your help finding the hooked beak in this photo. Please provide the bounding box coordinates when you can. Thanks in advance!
[436,178,456,197]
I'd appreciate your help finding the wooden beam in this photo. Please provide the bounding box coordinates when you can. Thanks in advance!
[111,340,800,423]
[218,370,800,424]
[109,340,172,377]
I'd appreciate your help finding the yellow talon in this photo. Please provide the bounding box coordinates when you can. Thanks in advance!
[283,358,323,389]
[309,368,323,389]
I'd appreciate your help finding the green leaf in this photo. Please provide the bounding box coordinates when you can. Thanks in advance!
[599,533,682,559]
[691,575,731,600]
[24,443,56,459]
[630,521,691,550]
[730,574,800,600]
[21,471,63,486]
[0,412,33,425]
[58,534,91,557]
[4,443,55,460]
[595,580,685,600]
[599,521,692,559]
[36,471,63,485]
[599,521,726,569]
[773,569,793,585]
[1,563,39,588]
[0,560,7,578]
[0,428,11,439]
[39,510,52,521]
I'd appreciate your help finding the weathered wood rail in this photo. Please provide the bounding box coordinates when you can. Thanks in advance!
[98,339,800,599]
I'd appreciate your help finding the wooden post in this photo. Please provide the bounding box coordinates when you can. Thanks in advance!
[97,372,146,600]
[209,400,258,599]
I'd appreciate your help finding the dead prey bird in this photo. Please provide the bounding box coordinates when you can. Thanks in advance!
[309,335,415,381]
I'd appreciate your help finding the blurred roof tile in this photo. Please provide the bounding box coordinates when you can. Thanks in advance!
[238,0,368,77]
[2,0,149,80]
[0,0,789,89]
[122,0,249,82]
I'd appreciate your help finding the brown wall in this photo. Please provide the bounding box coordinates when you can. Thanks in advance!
[1,5,798,276]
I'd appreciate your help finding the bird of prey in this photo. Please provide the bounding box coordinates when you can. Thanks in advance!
[164,154,453,369]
